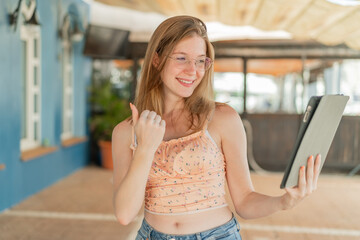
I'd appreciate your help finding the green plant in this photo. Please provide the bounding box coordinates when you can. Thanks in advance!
[89,80,131,141]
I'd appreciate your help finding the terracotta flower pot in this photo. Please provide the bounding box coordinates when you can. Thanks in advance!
[98,140,113,169]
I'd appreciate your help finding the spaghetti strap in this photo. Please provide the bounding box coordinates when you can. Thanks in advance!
[203,107,215,130]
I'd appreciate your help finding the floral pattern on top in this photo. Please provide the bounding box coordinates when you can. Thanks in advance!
[144,130,227,214]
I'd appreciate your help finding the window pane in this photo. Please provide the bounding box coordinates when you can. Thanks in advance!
[64,115,72,132]
[247,73,279,113]
[68,49,72,64]
[62,115,66,132]
[68,72,72,87]
[22,98,27,138]
[68,94,72,110]
[34,38,37,58]
[62,46,74,136]
[340,60,360,114]
[64,96,68,111]
[34,94,38,113]
[68,116,72,132]
[64,116,68,132]
[22,40,27,138]
[34,121,38,141]
[34,66,38,86]
[214,72,243,113]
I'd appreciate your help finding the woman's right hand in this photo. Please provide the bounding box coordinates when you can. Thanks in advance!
[130,103,166,153]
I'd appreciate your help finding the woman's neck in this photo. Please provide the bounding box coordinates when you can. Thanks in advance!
[163,95,185,116]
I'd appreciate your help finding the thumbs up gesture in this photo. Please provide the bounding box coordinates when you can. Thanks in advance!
[130,103,166,153]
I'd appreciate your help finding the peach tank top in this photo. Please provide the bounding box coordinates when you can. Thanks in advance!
[131,122,228,215]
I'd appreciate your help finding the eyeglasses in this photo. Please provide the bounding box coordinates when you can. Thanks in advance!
[167,54,213,71]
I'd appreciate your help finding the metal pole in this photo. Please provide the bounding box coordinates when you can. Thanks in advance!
[301,53,308,112]
[243,58,248,115]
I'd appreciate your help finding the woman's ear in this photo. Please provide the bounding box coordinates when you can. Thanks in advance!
[152,53,160,68]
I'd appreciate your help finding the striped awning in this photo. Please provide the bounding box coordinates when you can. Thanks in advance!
[93,0,360,50]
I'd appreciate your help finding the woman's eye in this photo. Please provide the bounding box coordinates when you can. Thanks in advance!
[197,59,206,64]
[176,57,186,61]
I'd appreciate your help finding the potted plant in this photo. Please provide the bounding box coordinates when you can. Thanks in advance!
[89,80,131,169]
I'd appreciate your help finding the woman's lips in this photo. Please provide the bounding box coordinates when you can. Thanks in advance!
[177,78,195,87]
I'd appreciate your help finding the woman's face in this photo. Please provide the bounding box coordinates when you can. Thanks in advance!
[160,35,207,100]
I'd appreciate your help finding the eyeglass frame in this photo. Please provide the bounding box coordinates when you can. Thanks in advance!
[166,54,213,71]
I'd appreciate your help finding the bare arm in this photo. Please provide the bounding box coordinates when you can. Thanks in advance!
[112,105,165,225]
[216,105,321,219]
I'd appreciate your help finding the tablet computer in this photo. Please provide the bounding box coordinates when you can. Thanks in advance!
[280,94,349,189]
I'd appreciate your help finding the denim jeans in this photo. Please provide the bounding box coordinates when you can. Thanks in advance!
[135,214,241,240]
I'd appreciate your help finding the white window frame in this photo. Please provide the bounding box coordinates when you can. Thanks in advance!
[61,40,75,140]
[20,25,42,151]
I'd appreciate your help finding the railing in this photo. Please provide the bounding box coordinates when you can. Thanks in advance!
[241,113,360,175]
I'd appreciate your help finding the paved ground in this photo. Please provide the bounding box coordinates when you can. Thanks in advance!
[1,166,359,240]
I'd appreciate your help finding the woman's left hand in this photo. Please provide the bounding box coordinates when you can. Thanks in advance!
[281,154,322,210]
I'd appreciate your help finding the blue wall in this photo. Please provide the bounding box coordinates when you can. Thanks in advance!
[0,0,92,211]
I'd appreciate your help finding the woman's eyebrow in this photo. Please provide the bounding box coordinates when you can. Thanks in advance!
[172,51,206,57]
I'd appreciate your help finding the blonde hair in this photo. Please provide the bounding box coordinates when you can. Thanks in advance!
[134,15,215,131]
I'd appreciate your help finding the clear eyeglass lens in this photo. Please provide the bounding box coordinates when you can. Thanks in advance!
[170,56,212,70]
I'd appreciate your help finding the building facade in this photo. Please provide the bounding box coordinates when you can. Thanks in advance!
[0,0,92,211]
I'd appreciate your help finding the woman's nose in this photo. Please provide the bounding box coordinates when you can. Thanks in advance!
[184,59,197,72]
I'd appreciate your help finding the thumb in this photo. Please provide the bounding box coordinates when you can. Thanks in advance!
[130,103,139,125]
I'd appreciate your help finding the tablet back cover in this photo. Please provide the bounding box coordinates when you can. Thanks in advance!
[281,95,349,189]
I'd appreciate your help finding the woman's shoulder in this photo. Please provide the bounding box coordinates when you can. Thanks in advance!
[207,103,242,131]
[208,103,244,141]
[213,103,241,122]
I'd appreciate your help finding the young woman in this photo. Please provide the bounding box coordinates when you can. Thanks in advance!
[112,15,321,240]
